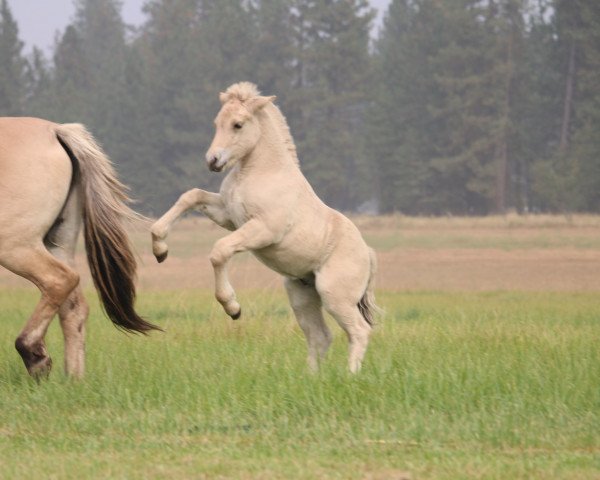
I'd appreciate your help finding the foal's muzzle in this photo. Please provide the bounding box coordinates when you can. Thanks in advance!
[206,149,228,172]
[207,156,223,172]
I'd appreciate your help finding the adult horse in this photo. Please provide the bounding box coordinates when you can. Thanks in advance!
[0,118,158,378]
[151,82,378,373]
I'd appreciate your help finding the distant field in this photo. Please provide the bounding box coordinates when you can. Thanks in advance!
[3,213,599,292]
[1,215,599,478]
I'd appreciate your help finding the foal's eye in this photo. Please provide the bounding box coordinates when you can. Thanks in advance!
[233,122,243,130]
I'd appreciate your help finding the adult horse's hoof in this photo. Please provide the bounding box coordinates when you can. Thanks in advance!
[155,251,168,263]
[16,337,52,379]
[231,309,241,320]
[28,356,53,380]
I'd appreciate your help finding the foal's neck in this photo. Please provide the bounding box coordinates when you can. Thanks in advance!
[241,108,299,176]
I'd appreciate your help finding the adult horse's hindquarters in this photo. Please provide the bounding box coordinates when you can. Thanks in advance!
[0,118,159,378]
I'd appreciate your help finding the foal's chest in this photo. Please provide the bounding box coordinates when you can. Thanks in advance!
[222,183,250,228]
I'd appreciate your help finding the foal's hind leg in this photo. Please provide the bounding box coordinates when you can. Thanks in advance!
[2,245,79,377]
[284,278,332,371]
[316,258,372,373]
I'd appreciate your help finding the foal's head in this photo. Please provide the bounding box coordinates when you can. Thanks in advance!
[206,82,276,172]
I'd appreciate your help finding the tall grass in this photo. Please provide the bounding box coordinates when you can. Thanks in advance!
[0,289,599,478]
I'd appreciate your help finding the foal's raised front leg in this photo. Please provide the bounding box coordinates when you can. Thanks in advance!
[151,188,233,262]
[210,219,275,319]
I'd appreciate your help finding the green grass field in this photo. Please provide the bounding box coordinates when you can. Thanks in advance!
[1,288,598,479]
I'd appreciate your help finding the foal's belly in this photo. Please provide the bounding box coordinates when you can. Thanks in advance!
[252,245,318,279]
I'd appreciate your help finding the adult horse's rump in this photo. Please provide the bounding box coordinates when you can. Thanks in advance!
[0,118,158,378]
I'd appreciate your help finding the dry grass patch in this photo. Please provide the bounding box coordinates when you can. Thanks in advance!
[1,214,600,292]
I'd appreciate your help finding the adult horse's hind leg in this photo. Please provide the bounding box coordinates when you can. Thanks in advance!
[1,245,79,378]
[284,278,332,371]
[57,287,88,378]
[47,191,89,378]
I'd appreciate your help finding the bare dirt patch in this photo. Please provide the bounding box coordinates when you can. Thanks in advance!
[378,248,600,291]
[1,216,600,292]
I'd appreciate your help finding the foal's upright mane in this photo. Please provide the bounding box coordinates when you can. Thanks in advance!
[222,82,299,166]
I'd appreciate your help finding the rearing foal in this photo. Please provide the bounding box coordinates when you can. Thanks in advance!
[151,82,377,372]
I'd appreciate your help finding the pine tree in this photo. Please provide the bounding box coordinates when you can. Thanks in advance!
[135,0,289,212]
[370,0,532,214]
[529,0,600,212]
[489,0,526,213]
[368,0,450,213]
[565,1,600,210]
[429,0,529,214]
[47,0,129,157]
[50,0,148,207]
[128,0,198,211]
[509,2,556,211]
[0,0,27,115]
[289,0,375,209]
[51,25,90,121]
[248,0,295,102]
[25,47,54,118]
[72,0,129,153]
[520,1,565,211]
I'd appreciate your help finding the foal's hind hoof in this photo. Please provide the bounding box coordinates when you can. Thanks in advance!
[155,251,168,263]
[230,309,241,320]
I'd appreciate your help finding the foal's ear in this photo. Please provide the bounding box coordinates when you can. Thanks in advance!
[247,95,276,113]
[219,92,230,104]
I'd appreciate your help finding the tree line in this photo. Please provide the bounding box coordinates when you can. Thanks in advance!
[0,0,598,215]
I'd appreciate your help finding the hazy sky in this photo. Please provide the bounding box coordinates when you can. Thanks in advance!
[8,0,392,54]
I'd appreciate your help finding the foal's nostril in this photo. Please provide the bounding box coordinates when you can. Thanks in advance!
[208,155,221,172]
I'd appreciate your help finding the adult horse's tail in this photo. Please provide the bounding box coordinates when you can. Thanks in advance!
[358,248,380,326]
[55,123,159,334]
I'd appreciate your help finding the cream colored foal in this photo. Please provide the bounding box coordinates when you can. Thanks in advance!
[152,83,377,373]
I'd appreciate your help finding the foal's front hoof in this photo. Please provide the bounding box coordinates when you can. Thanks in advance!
[230,309,242,320]
[153,240,169,263]
[155,251,168,263]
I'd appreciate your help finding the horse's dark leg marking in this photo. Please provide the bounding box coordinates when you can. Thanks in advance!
[5,246,79,378]
[14,336,53,379]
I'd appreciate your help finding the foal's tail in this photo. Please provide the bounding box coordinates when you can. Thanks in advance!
[358,248,381,327]
[55,123,160,334]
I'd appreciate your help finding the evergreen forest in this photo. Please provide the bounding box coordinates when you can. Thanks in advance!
[1,0,598,215]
